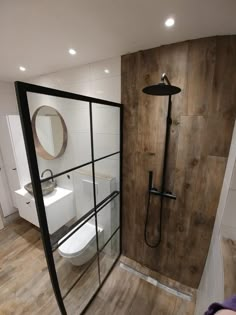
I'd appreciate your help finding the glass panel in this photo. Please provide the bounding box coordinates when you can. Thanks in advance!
[94,153,120,206]
[100,229,120,282]
[92,103,120,160]
[27,92,92,177]
[97,195,120,250]
[54,216,98,298]
[35,165,97,248]
[17,85,121,315]
[63,256,100,314]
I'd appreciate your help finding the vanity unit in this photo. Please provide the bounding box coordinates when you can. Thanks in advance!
[1,106,73,234]
[15,187,74,234]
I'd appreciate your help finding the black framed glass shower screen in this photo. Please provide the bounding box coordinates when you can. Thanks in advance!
[15,82,123,315]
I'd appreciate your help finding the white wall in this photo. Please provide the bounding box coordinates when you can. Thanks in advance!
[27,56,121,188]
[29,57,120,102]
[0,81,18,114]
[0,57,121,235]
[195,122,236,315]
[0,81,19,219]
[221,161,236,239]
[25,57,121,236]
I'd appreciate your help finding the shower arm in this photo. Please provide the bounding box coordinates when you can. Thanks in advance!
[161,73,171,86]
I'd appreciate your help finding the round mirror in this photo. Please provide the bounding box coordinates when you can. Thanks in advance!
[32,106,67,160]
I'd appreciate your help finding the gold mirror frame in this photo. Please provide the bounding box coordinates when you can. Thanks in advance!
[32,106,68,160]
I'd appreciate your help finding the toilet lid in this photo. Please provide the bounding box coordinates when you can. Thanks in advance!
[58,222,96,257]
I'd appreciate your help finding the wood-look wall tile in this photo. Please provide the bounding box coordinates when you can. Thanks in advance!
[187,37,216,116]
[209,35,236,119]
[159,41,189,118]
[121,35,236,288]
[206,117,235,157]
[121,53,140,130]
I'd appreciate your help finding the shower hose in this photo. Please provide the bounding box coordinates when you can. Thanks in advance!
[144,189,163,248]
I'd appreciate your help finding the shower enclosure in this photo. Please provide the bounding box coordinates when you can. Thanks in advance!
[15,82,122,314]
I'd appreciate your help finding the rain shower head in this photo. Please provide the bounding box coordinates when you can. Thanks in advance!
[142,82,181,96]
[142,73,181,96]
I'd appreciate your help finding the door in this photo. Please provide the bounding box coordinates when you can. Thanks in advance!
[0,149,14,217]
[0,115,21,209]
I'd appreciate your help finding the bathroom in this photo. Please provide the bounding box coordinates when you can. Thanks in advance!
[0,1,236,314]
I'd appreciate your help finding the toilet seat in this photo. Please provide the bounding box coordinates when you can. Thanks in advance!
[58,222,100,258]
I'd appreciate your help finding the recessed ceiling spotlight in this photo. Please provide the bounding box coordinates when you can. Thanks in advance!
[19,66,26,72]
[165,17,175,27]
[68,48,77,55]
[104,69,110,74]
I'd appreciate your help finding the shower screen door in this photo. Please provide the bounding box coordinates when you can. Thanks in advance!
[15,82,122,315]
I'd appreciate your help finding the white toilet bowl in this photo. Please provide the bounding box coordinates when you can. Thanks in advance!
[58,222,103,266]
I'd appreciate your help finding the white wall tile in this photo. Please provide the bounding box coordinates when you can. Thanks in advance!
[90,76,121,103]
[0,81,18,115]
[221,223,236,240]
[93,104,120,135]
[230,162,236,190]
[211,122,236,243]
[0,57,121,230]
[94,134,120,160]
[90,57,121,81]
[95,156,120,190]
[195,122,236,315]
[28,56,121,176]
[30,64,91,90]
[222,190,236,228]
[195,236,224,315]
[70,132,92,165]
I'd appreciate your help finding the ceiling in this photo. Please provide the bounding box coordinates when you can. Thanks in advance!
[1,0,236,82]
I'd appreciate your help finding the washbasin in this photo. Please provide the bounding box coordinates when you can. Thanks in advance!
[24,180,57,196]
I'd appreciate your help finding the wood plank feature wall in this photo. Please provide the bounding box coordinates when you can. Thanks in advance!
[121,35,236,288]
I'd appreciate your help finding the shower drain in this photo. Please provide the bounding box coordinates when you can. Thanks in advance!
[119,262,193,301]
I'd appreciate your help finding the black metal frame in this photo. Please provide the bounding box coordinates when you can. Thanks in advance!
[14,81,123,315]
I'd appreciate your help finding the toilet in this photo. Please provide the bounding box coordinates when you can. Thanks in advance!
[58,222,103,266]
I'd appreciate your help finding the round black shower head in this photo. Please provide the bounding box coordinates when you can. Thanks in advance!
[142,82,181,96]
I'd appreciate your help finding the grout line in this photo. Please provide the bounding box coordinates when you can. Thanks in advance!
[119,262,193,302]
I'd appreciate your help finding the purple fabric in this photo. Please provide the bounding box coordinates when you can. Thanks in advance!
[204,295,236,315]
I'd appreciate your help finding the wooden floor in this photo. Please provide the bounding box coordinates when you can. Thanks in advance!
[0,218,58,315]
[85,264,195,315]
[0,218,195,315]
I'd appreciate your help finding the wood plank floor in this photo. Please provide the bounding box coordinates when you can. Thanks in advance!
[0,218,195,315]
[85,264,196,315]
[0,218,59,315]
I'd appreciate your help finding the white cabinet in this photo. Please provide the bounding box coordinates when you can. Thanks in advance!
[14,191,39,227]
[15,187,75,234]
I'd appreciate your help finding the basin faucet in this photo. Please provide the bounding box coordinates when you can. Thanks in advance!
[41,169,54,182]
